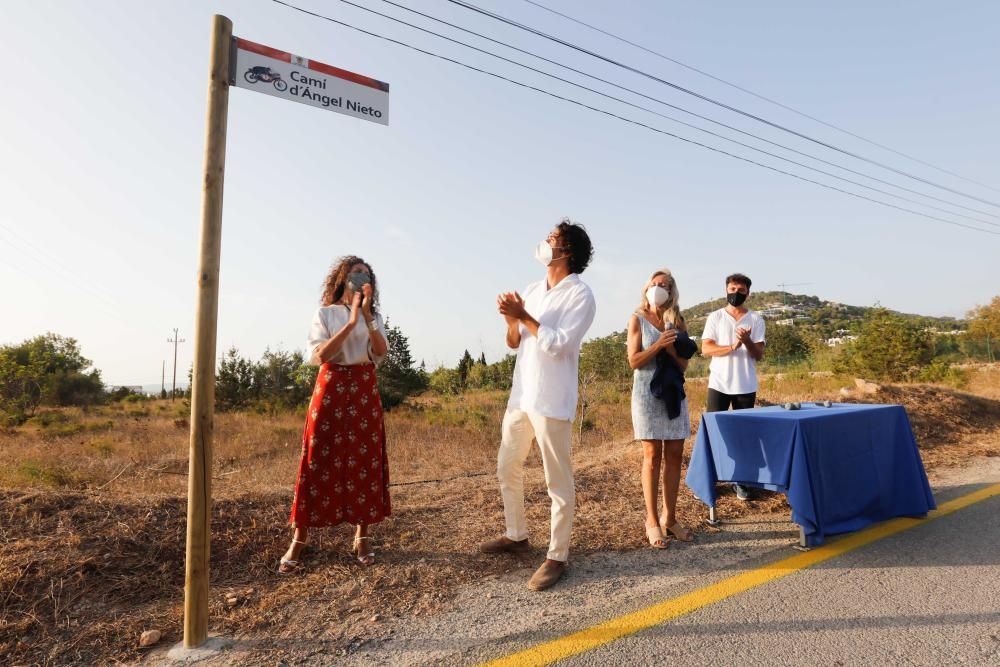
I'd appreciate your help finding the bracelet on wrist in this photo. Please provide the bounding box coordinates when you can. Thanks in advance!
[366,319,378,331]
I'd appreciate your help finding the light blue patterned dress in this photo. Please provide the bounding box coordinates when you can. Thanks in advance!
[631,315,691,441]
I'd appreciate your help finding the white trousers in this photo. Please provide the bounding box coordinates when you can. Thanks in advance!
[497,409,575,562]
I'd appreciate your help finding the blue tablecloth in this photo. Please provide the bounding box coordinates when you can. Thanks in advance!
[685,403,935,546]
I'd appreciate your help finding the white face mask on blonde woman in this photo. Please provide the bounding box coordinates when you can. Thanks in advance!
[646,285,669,307]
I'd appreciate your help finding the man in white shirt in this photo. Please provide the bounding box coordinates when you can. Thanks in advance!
[700,273,766,501]
[480,219,596,591]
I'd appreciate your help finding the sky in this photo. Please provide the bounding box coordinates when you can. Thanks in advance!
[2,0,998,386]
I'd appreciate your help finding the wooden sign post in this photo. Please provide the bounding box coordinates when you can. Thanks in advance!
[184,13,232,649]
[181,14,389,650]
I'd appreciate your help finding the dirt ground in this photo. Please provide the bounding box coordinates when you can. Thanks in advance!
[1,370,998,665]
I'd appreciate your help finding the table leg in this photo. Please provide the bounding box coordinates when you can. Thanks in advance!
[706,505,721,527]
[792,524,811,552]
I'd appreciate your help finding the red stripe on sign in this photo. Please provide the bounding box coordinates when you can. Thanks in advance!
[308,60,390,93]
[235,37,291,63]
[235,36,389,93]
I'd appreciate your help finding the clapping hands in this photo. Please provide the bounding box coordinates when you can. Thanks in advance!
[360,283,374,321]
[497,292,527,323]
[348,290,363,326]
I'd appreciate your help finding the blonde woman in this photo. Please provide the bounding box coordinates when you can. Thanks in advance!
[627,269,695,548]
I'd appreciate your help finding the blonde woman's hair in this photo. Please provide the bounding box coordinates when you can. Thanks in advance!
[637,269,684,330]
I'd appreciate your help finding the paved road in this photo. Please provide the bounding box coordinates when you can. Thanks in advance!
[351,459,1000,667]
[559,487,1000,666]
[176,460,1000,666]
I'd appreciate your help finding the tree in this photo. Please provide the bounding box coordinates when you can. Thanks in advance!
[835,308,933,381]
[478,351,487,366]
[764,324,810,365]
[579,332,630,389]
[215,347,259,411]
[377,321,427,408]
[967,296,1000,362]
[258,348,312,410]
[0,353,43,425]
[428,366,462,395]
[456,349,475,388]
[0,333,103,424]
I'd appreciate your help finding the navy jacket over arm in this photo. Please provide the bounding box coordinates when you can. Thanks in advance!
[649,331,697,420]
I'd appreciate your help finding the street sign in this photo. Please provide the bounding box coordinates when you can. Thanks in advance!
[233,37,389,125]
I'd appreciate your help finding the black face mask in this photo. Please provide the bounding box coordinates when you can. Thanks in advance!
[726,291,747,307]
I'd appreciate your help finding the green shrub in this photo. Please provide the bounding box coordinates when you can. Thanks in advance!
[834,308,934,382]
[428,367,463,395]
[16,461,80,487]
[917,360,969,388]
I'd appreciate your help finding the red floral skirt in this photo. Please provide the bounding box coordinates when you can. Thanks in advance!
[289,362,390,528]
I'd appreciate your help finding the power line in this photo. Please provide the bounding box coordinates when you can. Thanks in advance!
[444,0,1000,210]
[357,0,1000,227]
[0,222,124,313]
[269,1,1000,236]
[518,0,1000,196]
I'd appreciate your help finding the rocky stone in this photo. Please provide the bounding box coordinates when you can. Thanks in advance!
[139,629,161,647]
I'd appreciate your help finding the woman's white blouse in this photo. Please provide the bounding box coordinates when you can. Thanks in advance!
[307,305,387,366]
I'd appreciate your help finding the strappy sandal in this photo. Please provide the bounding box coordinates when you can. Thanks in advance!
[277,538,307,574]
[353,535,375,566]
[645,525,668,550]
[665,522,694,542]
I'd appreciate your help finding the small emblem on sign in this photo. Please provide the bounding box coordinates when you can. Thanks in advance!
[244,66,288,92]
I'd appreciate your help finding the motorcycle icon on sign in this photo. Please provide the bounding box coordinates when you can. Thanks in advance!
[244,66,288,92]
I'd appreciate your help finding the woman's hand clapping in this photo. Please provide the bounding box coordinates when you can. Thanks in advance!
[361,283,375,323]
[348,290,363,327]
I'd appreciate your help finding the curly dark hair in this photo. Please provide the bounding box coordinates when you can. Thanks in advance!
[320,255,379,314]
[556,218,594,274]
[725,273,752,290]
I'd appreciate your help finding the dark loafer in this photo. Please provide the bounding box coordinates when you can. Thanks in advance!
[480,536,531,554]
[527,560,565,591]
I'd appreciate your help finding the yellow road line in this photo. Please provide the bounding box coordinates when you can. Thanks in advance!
[483,483,1000,667]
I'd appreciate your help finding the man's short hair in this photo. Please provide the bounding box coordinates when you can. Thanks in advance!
[557,218,594,274]
[725,273,752,289]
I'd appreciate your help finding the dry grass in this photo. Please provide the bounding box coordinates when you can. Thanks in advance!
[1,369,999,664]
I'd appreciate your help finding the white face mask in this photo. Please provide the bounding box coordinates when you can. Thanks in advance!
[535,240,569,267]
[646,285,670,307]
[534,240,553,266]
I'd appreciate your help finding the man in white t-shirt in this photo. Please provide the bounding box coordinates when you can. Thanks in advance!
[479,219,596,592]
[700,272,766,500]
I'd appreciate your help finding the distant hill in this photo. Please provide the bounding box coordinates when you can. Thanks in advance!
[682,291,965,339]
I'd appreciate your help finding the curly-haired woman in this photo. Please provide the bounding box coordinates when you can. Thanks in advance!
[278,256,390,571]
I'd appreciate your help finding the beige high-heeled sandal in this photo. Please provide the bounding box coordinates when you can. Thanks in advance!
[353,535,375,566]
[665,522,694,542]
[645,525,668,549]
[277,538,307,574]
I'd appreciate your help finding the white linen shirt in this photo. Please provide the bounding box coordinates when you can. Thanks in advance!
[507,273,597,421]
[701,307,766,394]
[307,305,387,366]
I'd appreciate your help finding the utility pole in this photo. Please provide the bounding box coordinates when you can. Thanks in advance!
[162,360,166,397]
[776,281,813,305]
[168,328,186,401]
